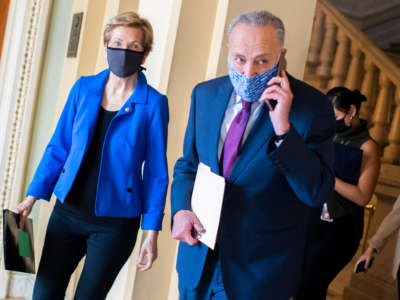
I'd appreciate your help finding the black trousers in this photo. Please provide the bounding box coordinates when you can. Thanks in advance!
[295,211,363,300]
[32,208,140,300]
[397,266,400,300]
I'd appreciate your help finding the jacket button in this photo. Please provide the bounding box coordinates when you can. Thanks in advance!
[125,107,130,112]
[62,168,65,173]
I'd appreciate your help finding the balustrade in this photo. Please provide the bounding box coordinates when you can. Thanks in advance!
[328,30,350,89]
[306,9,324,74]
[305,0,400,163]
[316,18,337,89]
[345,44,364,90]
[304,1,400,299]
[383,88,400,164]
[370,73,393,146]
[359,58,378,121]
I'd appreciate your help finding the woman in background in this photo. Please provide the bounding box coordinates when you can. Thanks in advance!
[14,12,169,300]
[358,194,400,299]
[295,87,380,300]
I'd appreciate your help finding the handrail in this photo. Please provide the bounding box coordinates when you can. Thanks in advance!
[319,0,400,87]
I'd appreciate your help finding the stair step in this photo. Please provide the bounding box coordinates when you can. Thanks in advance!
[343,286,376,300]
[343,273,397,300]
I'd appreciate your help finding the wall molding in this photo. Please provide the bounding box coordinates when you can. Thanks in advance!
[0,0,52,297]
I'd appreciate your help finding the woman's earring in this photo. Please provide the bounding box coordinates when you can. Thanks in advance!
[349,115,354,122]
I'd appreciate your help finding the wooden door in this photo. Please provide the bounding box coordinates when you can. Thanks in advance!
[0,0,10,59]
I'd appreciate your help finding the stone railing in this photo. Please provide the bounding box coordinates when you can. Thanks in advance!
[304,0,400,166]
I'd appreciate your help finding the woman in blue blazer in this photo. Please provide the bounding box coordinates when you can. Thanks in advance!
[14,12,169,299]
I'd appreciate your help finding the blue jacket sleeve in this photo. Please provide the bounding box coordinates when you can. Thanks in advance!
[26,78,82,200]
[170,85,199,219]
[267,104,335,207]
[141,95,169,230]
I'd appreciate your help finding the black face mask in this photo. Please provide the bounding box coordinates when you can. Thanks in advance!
[335,118,350,133]
[107,47,144,78]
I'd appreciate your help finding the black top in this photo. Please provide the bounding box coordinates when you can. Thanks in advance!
[333,119,371,147]
[328,119,372,219]
[55,107,137,225]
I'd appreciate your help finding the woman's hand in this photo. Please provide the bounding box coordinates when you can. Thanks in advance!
[357,245,376,271]
[13,196,37,228]
[137,230,158,271]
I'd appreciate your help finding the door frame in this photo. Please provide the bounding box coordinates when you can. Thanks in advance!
[0,0,52,297]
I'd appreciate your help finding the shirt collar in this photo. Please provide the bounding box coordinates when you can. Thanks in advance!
[234,93,242,104]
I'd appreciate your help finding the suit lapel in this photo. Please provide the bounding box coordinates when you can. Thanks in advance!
[228,103,274,182]
[208,78,233,175]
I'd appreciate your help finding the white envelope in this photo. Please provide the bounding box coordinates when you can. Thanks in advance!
[191,162,225,249]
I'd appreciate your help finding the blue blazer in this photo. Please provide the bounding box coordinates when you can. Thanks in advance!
[171,74,335,299]
[27,69,169,230]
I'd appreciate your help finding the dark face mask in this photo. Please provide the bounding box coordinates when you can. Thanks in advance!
[107,47,144,78]
[335,118,350,133]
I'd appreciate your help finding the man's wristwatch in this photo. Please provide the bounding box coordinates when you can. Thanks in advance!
[273,127,290,142]
[274,132,288,141]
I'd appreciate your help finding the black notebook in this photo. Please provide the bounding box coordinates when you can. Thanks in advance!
[2,209,35,273]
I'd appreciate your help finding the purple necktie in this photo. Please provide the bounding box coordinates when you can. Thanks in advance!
[222,100,252,178]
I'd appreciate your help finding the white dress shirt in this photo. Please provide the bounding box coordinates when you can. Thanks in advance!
[217,93,264,161]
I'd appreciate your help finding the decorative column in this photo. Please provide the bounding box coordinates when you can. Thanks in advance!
[316,17,337,89]
[383,87,400,164]
[328,29,350,89]
[345,44,364,90]
[359,58,378,121]
[370,73,394,147]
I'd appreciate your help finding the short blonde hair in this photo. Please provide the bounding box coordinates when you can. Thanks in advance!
[103,12,153,54]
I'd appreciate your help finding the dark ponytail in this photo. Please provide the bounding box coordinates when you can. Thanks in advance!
[327,87,367,113]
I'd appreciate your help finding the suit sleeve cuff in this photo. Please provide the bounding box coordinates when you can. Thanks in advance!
[141,211,164,231]
[267,126,301,172]
[26,182,53,201]
[368,237,384,253]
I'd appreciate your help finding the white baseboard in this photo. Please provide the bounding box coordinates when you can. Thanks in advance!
[0,271,34,300]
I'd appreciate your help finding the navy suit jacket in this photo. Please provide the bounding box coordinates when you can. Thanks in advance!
[171,74,335,300]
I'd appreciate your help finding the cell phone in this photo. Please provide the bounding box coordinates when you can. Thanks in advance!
[354,257,374,274]
[277,54,287,75]
[265,55,287,111]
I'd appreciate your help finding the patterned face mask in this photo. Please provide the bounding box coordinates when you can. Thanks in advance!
[227,61,278,102]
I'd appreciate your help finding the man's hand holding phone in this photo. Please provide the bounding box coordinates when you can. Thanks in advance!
[262,55,287,111]
[259,55,293,136]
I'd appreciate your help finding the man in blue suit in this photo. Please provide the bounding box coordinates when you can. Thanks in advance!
[171,10,335,300]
